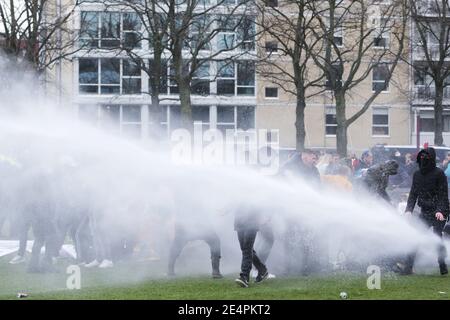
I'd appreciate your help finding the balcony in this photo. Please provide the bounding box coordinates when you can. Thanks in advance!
[413,85,450,104]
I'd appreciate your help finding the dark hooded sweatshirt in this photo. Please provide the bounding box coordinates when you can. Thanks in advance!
[405,147,449,219]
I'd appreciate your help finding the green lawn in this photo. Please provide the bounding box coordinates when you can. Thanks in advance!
[0,255,449,300]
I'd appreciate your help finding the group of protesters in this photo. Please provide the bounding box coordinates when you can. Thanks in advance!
[1,145,449,289]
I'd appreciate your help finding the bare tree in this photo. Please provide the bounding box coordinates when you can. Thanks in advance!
[166,0,256,127]
[0,0,80,75]
[307,0,408,157]
[410,0,450,146]
[81,0,257,130]
[256,0,324,151]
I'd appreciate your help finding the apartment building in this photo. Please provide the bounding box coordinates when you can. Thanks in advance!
[45,0,446,154]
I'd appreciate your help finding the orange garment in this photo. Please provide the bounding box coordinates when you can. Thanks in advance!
[321,174,353,191]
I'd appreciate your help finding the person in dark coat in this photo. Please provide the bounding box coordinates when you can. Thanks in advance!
[400,147,449,275]
[234,205,269,288]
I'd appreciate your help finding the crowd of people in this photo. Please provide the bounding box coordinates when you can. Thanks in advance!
[1,145,450,289]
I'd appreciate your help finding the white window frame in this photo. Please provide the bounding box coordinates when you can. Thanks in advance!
[373,17,390,49]
[372,63,390,93]
[78,58,142,96]
[79,11,141,49]
[372,107,390,137]
[325,105,337,137]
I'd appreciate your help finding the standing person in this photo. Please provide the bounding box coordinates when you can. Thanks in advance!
[280,149,322,275]
[400,147,448,275]
[167,222,223,279]
[404,153,417,177]
[325,153,342,175]
[234,205,269,288]
[354,150,374,177]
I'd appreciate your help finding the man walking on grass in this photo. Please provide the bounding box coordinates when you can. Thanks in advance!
[234,205,269,288]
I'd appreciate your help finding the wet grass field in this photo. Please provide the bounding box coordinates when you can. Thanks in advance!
[0,254,449,300]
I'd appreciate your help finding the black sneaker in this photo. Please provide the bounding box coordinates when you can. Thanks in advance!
[235,277,249,288]
[440,263,448,275]
[255,270,269,283]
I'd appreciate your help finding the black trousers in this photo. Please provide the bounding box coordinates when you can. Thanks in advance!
[237,228,267,281]
[405,212,447,270]
[168,226,221,274]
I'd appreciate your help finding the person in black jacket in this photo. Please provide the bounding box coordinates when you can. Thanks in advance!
[400,147,448,275]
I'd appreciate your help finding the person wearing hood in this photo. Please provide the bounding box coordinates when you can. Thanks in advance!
[400,147,449,275]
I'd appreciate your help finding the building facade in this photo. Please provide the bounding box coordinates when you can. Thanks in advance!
[45,0,449,156]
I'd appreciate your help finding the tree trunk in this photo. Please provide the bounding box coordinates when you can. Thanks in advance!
[335,92,348,158]
[434,83,444,146]
[178,76,193,130]
[172,43,192,131]
[295,86,306,152]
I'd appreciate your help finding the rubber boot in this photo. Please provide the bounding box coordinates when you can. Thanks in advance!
[211,256,223,279]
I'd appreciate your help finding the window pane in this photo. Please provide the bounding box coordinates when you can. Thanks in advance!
[237,106,255,130]
[217,61,234,78]
[101,59,120,84]
[192,106,210,123]
[373,81,388,91]
[123,13,141,31]
[194,62,209,78]
[326,126,337,135]
[237,61,255,86]
[101,12,120,39]
[80,12,98,47]
[123,60,141,76]
[101,86,120,94]
[79,86,98,94]
[326,114,337,125]
[122,105,141,122]
[169,105,182,130]
[237,87,255,95]
[265,87,278,98]
[124,32,141,48]
[217,106,234,123]
[265,41,278,53]
[420,118,434,132]
[373,114,388,125]
[372,126,389,135]
[191,79,210,95]
[217,80,235,95]
[122,78,142,94]
[79,59,98,84]
[373,65,389,81]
